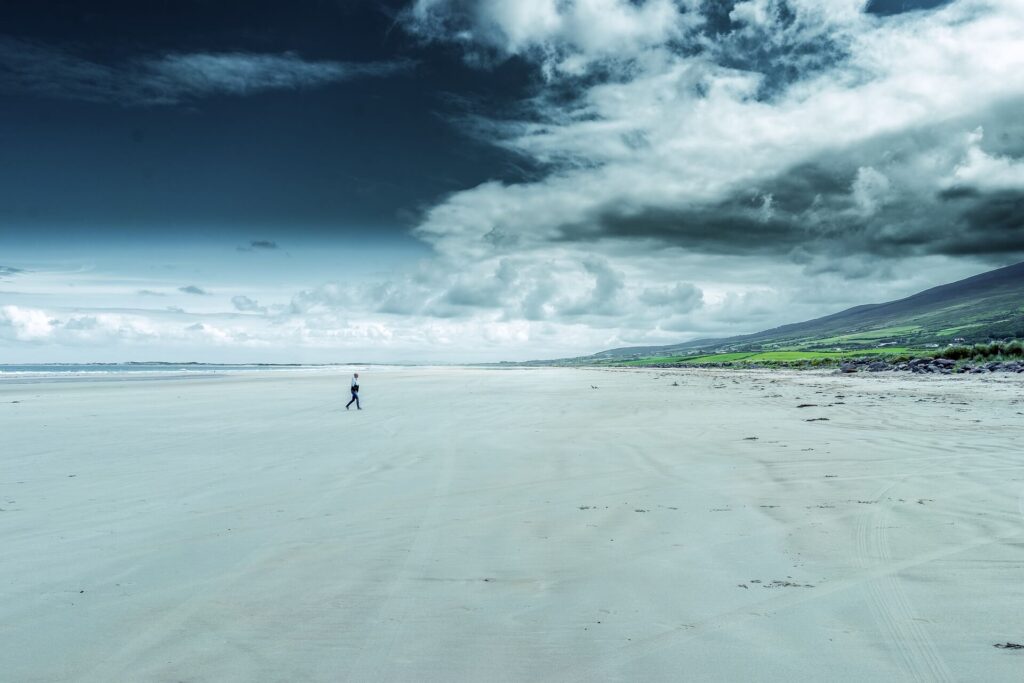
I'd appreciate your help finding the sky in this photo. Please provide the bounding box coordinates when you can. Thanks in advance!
[2,0,1023,363]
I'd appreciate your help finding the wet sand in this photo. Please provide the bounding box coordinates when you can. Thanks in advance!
[2,367,1023,681]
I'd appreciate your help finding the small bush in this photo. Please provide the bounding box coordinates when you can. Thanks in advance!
[944,345,973,360]
[940,339,1024,362]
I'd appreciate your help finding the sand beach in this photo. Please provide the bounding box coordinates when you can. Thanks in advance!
[2,367,1023,681]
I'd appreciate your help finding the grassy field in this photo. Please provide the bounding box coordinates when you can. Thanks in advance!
[812,325,922,345]
[611,347,923,367]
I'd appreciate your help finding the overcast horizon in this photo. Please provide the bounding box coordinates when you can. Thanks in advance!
[2,0,1023,363]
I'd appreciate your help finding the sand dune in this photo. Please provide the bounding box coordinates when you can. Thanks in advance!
[3,367,1023,681]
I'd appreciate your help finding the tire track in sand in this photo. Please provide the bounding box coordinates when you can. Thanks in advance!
[340,411,458,681]
[853,463,957,682]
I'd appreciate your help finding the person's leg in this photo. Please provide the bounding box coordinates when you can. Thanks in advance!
[355,393,361,409]
[346,394,355,408]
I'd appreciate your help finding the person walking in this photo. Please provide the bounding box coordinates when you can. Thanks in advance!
[346,372,361,410]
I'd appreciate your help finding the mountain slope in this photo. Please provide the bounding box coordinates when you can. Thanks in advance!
[588,260,1024,361]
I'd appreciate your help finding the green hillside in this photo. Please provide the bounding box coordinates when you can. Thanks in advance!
[574,260,1024,364]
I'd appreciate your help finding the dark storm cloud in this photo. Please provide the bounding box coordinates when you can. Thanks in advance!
[575,175,1024,262]
[548,106,1024,265]
[179,285,209,295]
[558,156,852,255]
[560,204,807,256]
[0,36,411,106]
[865,0,956,16]
[934,191,1024,256]
[237,240,280,252]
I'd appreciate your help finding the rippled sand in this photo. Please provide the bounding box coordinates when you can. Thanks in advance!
[3,367,1023,681]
